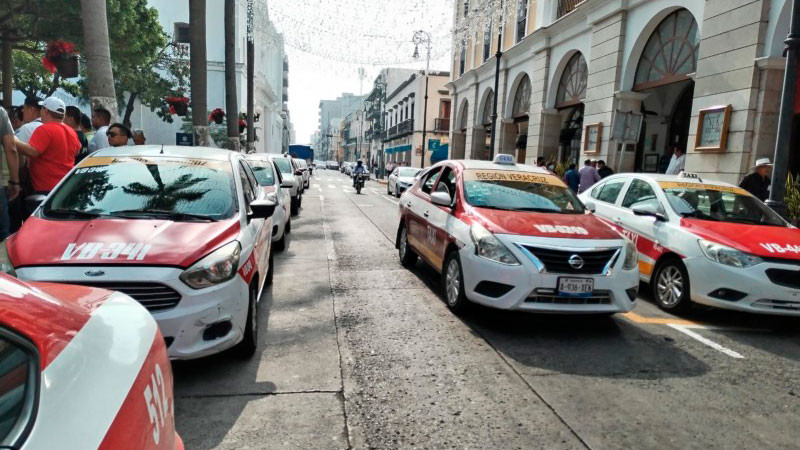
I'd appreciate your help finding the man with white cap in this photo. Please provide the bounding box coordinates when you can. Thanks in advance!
[15,97,80,201]
[739,158,773,202]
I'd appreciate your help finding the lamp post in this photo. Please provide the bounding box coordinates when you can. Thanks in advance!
[377,76,388,179]
[768,0,800,217]
[413,30,431,169]
[489,0,505,161]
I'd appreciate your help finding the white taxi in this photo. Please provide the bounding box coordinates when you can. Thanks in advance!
[581,172,800,315]
[396,155,640,314]
[3,146,277,359]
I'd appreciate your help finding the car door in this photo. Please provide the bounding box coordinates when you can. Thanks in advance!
[426,165,458,271]
[617,178,670,280]
[273,161,291,220]
[405,166,443,266]
[588,177,630,226]
[239,160,269,292]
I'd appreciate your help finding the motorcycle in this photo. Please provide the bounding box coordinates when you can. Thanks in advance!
[354,173,367,195]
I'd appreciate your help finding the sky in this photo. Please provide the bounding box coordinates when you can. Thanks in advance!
[266,0,455,145]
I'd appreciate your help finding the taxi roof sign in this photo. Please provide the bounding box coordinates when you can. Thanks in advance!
[678,171,703,182]
[493,154,516,166]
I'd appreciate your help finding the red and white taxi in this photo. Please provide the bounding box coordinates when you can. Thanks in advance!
[0,273,182,449]
[581,172,800,315]
[396,155,639,314]
[3,146,276,359]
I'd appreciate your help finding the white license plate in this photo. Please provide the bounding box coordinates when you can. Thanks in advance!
[558,277,594,297]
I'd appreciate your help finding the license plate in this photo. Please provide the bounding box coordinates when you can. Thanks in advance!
[558,277,594,297]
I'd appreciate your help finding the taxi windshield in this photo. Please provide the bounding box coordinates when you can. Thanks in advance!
[462,169,585,214]
[249,161,276,186]
[44,157,237,221]
[662,183,786,227]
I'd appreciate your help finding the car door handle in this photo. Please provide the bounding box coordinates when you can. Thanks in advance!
[406,202,412,208]
[423,211,430,218]
[614,217,622,224]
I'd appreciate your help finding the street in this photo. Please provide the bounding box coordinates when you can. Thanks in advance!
[172,170,800,450]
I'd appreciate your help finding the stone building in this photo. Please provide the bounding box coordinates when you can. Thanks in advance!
[449,0,794,184]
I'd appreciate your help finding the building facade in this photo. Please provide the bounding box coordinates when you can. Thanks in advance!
[315,93,367,161]
[449,0,794,185]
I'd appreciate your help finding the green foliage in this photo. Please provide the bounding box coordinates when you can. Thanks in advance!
[11,48,79,98]
[785,173,800,226]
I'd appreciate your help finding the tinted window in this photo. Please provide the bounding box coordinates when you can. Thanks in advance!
[622,179,659,209]
[462,169,585,214]
[595,179,626,204]
[239,162,256,205]
[248,160,276,186]
[273,158,293,174]
[45,156,236,221]
[0,334,34,445]
[421,168,443,195]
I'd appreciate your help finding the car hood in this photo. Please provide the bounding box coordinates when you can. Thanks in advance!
[9,216,241,268]
[681,218,800,259]
[468,206,622,239]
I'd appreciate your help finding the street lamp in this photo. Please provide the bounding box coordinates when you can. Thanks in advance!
[489,0,505,161]
[413,30,431,169]
[376,75,388,179]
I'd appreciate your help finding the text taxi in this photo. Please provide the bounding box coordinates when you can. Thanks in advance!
[2,146,277,359]
[580,172,800,315]
[396,154,639,314]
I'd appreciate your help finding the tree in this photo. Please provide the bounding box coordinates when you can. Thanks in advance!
[189,0,209,147]
[80,0,117,119]
[224,0,239,151]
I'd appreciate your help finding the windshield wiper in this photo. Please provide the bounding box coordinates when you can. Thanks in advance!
[510,207,576,214]
[110,209,218,222]
[45,208,104,219]
[725,217,781,227]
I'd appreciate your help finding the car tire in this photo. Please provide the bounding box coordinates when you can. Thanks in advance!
[291,197,299,216]
[397,225,418,268]
[395,189,401,198]
[443,252,470,314]
[387,184,391,195]
[233,284,258,358]
[651,257,692,313]
[274,229,286,252]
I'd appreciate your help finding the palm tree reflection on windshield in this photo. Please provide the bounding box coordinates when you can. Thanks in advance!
[123,164,209,211]
[60,172,113,211]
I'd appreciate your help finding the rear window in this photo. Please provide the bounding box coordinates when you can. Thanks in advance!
[273,158,293,174]
[248,160,276,186]
[44,156,237,221]
[398,167,421,178]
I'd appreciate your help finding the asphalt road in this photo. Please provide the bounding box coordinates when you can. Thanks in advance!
[172,169,800,449]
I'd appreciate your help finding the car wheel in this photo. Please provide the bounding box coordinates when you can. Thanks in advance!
[274,228,286,252]
[652,258,692,313]
[291,197,299,216]
[443,252,469,314]
[397,225,418,268]
[233,284,258,358]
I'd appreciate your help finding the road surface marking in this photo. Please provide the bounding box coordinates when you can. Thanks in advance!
[328,184,337,189]
[375,194,399,205]
[356,204,374,207]
[668,324,745,359]
[622,312,698,326]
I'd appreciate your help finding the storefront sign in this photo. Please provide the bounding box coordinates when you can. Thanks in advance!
[584,123,603,154]
[695,105,731,152]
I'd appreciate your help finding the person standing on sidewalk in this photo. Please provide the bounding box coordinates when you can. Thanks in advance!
[65,106,90,164]
[0,107,21,240]
[563,163,580,193]
[15,96,43,143]
[578,159,601,193]
[89,107,111,152]
[739,158,772,202]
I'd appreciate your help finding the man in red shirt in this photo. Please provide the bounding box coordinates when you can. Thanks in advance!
[15,97,80,195]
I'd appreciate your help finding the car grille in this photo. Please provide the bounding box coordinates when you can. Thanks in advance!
[522,246,619,275]
[765,268,800,290]
[525,290,612,305]
[752,299,800,312]
[70,282,181,312]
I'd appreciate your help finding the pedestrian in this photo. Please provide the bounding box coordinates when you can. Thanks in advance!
[89,107,112,152]
[564,163,580,193]
[9,106,23,131]
[739,158,772,202]
[578,158,601,193]
[132,129,146,145]
[14,97,80,204]
[597,160,614,178]
[0,106,21,241]
[64,106,90,164]
[15,96,43,143]
[107,123,133,147]
[80,113,94,141]
[665,146,686,175]
[536,156,546,167]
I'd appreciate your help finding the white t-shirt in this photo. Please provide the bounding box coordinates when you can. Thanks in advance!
[89,125,109,152]
[15,119,42,144]
[666,153,686,175]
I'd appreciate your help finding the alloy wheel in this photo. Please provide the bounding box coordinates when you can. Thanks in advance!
[446,259,461,306]
[656,266,684,307]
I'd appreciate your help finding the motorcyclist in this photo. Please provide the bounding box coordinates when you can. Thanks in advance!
[352,160,367,187]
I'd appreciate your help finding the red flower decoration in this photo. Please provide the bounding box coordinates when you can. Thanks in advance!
[209,108,225,123]
[239,119,247,128]
[169,105,177,115]
[42,40,77,74]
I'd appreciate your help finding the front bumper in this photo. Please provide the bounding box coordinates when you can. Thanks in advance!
[685,257,800,316]
[460,238,639,314]
[17,265,250,359]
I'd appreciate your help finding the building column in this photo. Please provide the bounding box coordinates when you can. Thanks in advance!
[526,48,551,164]
[751,57,785,169]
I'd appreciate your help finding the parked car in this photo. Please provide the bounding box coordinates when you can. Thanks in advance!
[396,154,639,315]
[271,154,303,215]
[580,171,800,316]
[388,167,422,197]
[0,273,184,449]
[247,154,293,251]
[341,162,351,174]
[4,146,277,360]
[293,158,311,189]
[326,161,339,171]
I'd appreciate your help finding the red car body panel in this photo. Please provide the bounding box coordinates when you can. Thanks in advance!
[681,218,800,259]
[468,207,621,239]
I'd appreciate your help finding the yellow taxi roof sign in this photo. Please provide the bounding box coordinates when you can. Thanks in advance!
[493,154,516,165]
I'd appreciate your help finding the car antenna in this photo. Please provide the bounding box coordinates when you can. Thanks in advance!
[160,145,164,154]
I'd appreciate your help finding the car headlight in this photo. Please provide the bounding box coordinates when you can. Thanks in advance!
[0,240,16,276]
[698,239,762,268]
[180,241,242,289]
[470,223,520,265]
[622,239,638,270]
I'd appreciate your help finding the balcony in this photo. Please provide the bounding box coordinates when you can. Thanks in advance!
[556,0,583,19]
[383,120,414,142]
[434,118,450,133]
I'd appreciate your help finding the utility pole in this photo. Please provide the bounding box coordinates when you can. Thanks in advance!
[224,0,240,151]
[189,0,209,146]
[80,0,117,121]
[768,0,800,216]
[413,30,432,169]
[246,0,255,152]
[489,0,505,161]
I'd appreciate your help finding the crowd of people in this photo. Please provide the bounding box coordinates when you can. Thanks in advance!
[0,95,148,241]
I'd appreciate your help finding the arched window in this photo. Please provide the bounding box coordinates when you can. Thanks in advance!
[634,9,700,91]
[512,75,531,118]
[482,90,495,126]
[556,52,587,109]
[459,101,470,131]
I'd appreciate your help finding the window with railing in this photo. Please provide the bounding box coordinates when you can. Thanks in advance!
[483,17,492,62]
[556,0,583,20]
[516,0,528,43]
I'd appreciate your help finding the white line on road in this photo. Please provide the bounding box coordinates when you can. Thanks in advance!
[668,324,745,359]
[328,184,337,189]
[355,204,374,207]
[375,193,399,205]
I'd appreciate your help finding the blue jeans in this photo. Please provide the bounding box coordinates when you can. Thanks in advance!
[0,188,10,241]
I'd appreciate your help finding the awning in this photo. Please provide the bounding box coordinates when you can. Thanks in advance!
[386,144,412,154]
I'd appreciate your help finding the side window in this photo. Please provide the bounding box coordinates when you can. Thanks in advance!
[595,179,627,204]
[273,162,284,185]
[421,168,443,195]
[238,162,256,205]
[590,182,606,200]
[622,179,659,209]
[0,331,37,446]
[435,167,457,200]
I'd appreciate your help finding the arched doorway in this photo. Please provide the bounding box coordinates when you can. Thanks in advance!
[452,100,469,159]
[556,52,588,164]
[511,74,531,163]
[633,8,700,172]
[481,90,495,160]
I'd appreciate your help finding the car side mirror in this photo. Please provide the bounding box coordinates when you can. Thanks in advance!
[632,204,667,222]
[281,179,294,188]
[249,199,276,219]
[431,192,453,208]
[584,201,597,213]
[294,170,303,176]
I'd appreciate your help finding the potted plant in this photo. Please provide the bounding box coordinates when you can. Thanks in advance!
[209,108,225,124]
[166,96,190,116]
[42,41,79,78]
